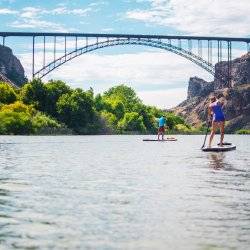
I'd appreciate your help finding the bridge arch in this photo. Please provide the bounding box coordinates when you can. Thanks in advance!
[34,38,215,79]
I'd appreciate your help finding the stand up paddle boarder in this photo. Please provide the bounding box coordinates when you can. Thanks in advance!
[208,96,225,147]
[157,115,166,141]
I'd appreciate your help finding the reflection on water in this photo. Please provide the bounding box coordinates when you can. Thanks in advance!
[0,135,249,249]
[208,152,228,170]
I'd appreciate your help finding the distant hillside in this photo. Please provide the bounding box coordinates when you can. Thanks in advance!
[172,52,250,133]
[0,45,26,87]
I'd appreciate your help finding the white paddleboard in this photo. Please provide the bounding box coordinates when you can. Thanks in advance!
[143,138,177,142]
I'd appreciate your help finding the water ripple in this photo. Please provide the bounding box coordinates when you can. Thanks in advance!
[0,135,249,249]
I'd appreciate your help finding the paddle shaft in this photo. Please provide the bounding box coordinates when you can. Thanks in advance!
[201,121,210,149]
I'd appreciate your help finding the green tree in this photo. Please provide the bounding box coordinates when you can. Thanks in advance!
[32,112,62,134]
[0,102,33,135]
[44,80,71,117]
[103,99,125,120]
[0,101,34,114]
[166,112,185,130]
[0,101,67,135]
[94,94,105,111]
[0,111,33,134]
[100,111,117,132]
[111,100,125,120]
[133,103,157,132]
[20,78,47,111]
[0,82,17,104]
[118,112,146,133]
[103,84,141,111]
[56,89,96,134]
[174,124,192,134]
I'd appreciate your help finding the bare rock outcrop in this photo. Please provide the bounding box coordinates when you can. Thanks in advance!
[0,45,26,86]
[214,52,250,89]
[187,77,214,99]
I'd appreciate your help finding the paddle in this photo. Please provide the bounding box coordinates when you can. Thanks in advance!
[201,119,211,149]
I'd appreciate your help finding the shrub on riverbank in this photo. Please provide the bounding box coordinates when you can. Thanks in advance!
[236,129,250,134]
[0,82,17,104]
[0,100,67,135]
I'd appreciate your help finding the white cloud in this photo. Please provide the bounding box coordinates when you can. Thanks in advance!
[10,19,75,32]
[89,1,108,7]
[43,7,92,16]
[18,6,93,18]
[8,5,94,31]
[138,88,187,108]
[125,0,250,36]
[19,7,41,18]
[8,5,87,32]
[0,8,17,14]
[47,52,213,86]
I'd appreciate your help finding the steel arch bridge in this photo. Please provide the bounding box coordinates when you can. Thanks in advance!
[35,38,216,79]
[1,32,250,88]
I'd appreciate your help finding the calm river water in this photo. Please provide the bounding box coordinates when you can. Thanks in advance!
[0,135,249,249]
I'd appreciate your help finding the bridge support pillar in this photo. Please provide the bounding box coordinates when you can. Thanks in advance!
[227,41,232,88]
[32,36,35,79]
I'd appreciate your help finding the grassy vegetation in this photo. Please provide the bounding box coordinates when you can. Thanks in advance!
[236,129,250,134]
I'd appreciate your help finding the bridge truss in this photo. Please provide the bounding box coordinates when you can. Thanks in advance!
[1,32,250,87]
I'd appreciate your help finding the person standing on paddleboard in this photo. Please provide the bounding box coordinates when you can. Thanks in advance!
[208,96,225,147]
[157,115,166,141]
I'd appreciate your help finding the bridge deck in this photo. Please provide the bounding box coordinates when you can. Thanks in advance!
[0,32,250,43]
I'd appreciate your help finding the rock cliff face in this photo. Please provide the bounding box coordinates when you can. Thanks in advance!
[0,45,26,86]
[214,52,250,89]
[187,77,214,100]
[0,72,18,88]
[173,52,250,132]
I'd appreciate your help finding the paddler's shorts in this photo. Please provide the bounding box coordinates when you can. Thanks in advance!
[158,126,165,133]
[213,115,225,122]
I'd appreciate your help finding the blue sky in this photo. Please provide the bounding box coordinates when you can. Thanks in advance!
[0,0,250,108]
[0,0,177,34]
